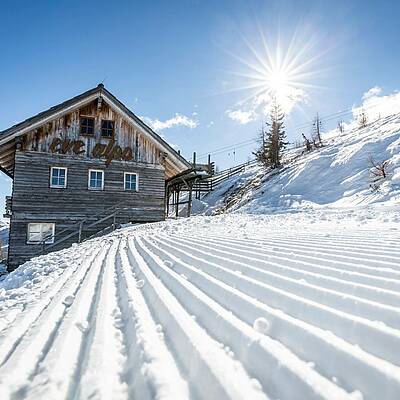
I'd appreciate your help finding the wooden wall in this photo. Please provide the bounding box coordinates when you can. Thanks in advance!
[20,99,163,166]
[7,150,165,269]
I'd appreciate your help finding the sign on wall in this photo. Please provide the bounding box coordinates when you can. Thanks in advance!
[49,138,134,165]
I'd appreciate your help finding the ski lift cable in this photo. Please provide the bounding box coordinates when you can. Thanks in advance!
[197,100,390,160]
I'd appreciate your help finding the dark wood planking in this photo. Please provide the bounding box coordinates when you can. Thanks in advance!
[7,150,165,269]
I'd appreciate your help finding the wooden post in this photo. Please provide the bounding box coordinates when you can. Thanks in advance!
[78,221,83,243]
[187,182,193,217]
[193,152,196,168]
[166,187,170,218]
[112,211,117,231]
[175,188,180,218]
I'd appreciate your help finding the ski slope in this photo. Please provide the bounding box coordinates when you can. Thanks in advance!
[0,211,399,400]
[192,113,400,216]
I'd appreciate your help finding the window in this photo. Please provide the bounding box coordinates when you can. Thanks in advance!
[50,167,67,188]
[101,120,114,138]
[80,117,95,135]
[124,172,138,191]
[88,169,104,190]
[27,223,55,244]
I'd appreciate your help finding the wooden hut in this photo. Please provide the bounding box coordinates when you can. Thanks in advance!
[0,84,193,270]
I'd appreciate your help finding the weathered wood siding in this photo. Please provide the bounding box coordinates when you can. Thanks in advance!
[20,99,164,167]
[8,150,165,269]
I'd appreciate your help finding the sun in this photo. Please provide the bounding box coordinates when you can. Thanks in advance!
[265,68,291,95]
[221,26,326,116]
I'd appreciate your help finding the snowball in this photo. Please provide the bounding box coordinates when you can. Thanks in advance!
[63,295,75,307]
[253,317,270,334]
[136,280,145,289]
[76,321,89,333]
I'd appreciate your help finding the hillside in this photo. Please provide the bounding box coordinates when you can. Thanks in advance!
[195,113,400,215]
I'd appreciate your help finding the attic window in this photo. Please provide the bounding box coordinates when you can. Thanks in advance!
[80,117,95,135]
[101,120,114,138]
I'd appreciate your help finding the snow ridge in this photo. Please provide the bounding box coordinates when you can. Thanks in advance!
[0,213,399,400]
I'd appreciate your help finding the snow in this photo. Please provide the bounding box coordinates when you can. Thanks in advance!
[0,209,399,400]
[193,113,400,215]
[0,111,399,399]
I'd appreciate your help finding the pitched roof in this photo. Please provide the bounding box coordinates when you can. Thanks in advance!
[0,84,191,178]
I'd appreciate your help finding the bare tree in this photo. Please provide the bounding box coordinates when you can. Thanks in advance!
[302,133,312,151]
[358,109,368,129]
[337,120,344,134]
[312,113,323,146]
[369,155,390,192]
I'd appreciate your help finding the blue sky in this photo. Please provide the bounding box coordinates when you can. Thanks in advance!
[1,0,400,211]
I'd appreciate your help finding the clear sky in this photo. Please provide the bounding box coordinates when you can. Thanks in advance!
[1,0,400,211]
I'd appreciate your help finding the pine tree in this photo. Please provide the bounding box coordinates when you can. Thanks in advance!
[253,121,269,167]
[254,101,287,168]
[265,100,287,168]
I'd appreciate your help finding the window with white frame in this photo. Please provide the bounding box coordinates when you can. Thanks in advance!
[88,169,104,190]
[50,167,67,188]
[124,172,138,191]
[27,223,55,244]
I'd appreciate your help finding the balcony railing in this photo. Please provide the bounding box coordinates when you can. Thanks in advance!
[3,196,12,218]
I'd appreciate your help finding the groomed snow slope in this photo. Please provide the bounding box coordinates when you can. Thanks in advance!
[194,113,400,215]
[0,210,399,400]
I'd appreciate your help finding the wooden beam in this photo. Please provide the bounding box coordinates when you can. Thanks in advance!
[0,164,13,179]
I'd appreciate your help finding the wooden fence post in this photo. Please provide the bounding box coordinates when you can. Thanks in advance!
[175,189,180,218]
[78,222,83,243]
[112,211,117,231]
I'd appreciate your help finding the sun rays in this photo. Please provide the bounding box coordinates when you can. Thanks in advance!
[221,22,331,120]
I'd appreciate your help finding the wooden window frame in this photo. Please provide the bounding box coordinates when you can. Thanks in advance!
[101,119,115,138]
[88,169,104,190]
[80,116,95,136]
[124,172,139,191]
[27,222,55,244]
[50,166,68,188]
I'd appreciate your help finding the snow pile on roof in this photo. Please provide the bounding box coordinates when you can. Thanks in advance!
[0,211,399,399]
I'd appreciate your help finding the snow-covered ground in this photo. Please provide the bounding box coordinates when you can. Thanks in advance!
[0,103,399,399]
[193,113,400,215]
[0,209,399,400]
[0,219,9,275]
